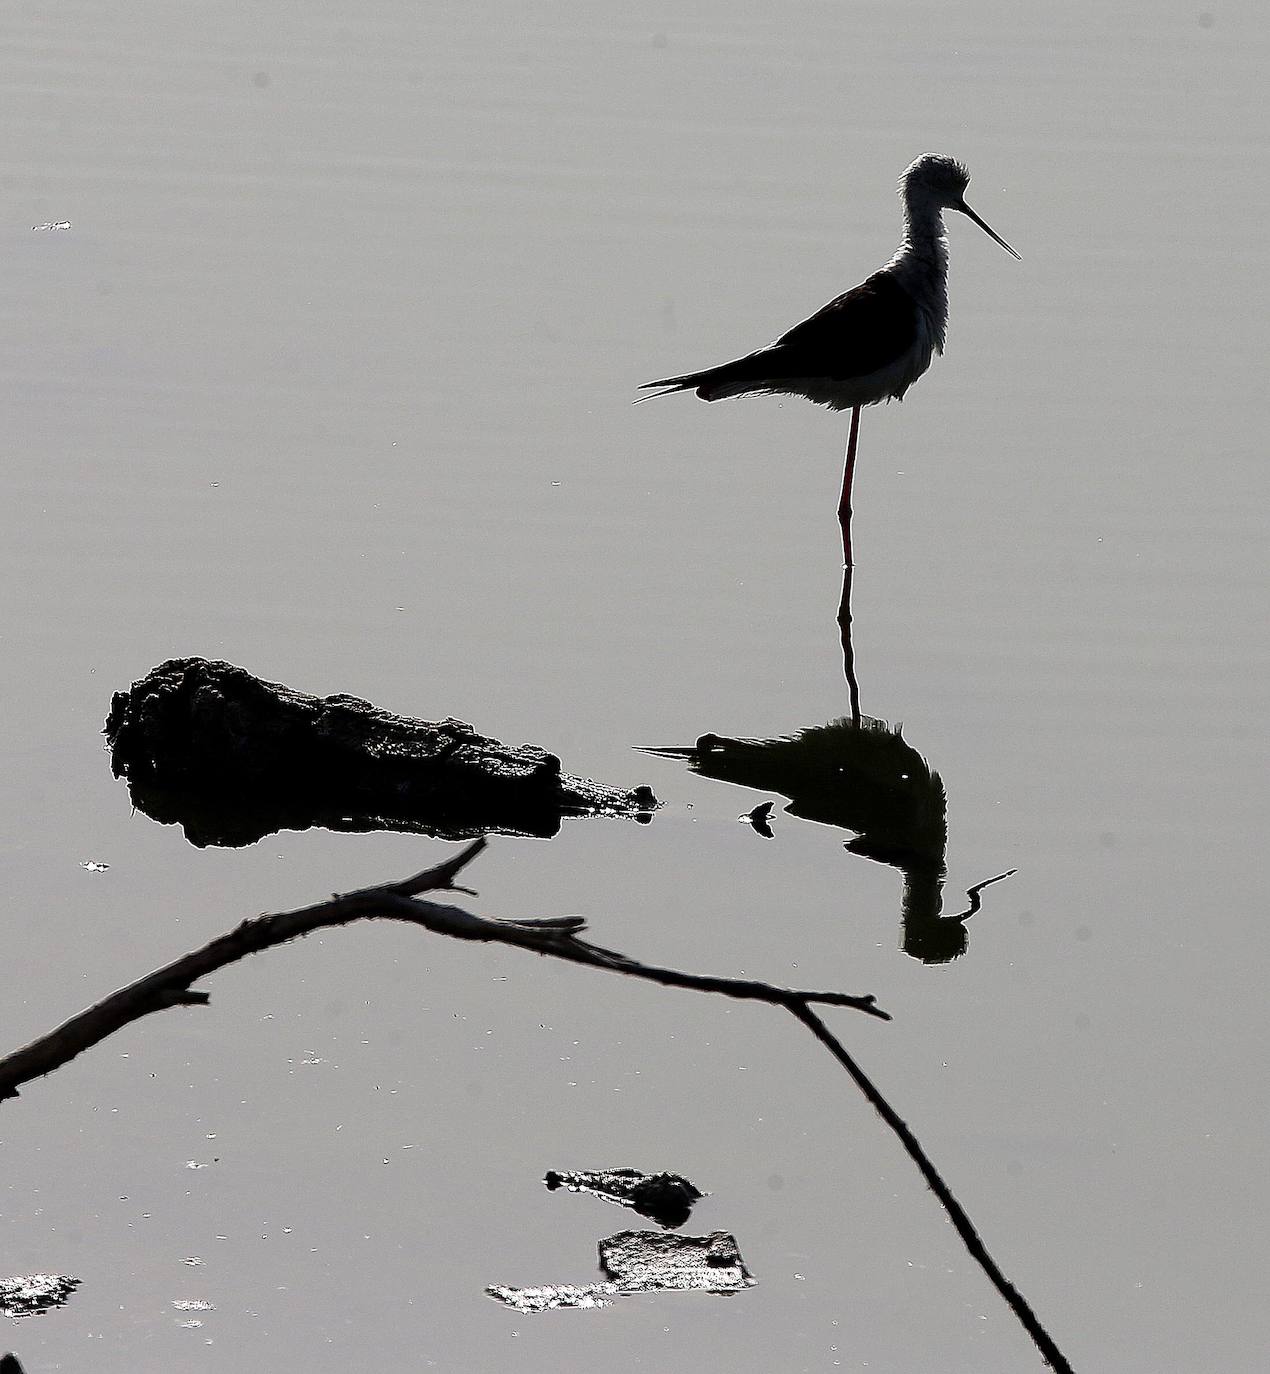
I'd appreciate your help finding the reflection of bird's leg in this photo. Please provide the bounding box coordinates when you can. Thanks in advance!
[837,405,861,565]
[836,562,862,725]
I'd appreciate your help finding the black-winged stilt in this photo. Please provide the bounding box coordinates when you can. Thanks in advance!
[639,154,1019,563]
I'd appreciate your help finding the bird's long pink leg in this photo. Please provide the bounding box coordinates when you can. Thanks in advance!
[838,405,861,566]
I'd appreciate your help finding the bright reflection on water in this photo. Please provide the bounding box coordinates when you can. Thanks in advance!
[1,4,1268,1373]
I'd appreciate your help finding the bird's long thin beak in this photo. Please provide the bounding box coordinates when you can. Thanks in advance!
[956,200,1021,259]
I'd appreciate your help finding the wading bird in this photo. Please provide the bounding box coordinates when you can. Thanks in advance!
[639,154,1019,563]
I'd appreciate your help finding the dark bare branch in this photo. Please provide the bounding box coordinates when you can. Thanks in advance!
[787,1001,1074,1374]
[0,840,885,1103]
[0,842,1068,1373]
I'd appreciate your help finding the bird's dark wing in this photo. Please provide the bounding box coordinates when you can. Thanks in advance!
[767,271,918,379]
[638,271,919,402]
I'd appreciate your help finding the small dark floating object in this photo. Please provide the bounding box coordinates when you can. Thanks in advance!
[0,1274,80,1319]
[544,1167,704,1228]
[105,658,658,848]
[486,1230,755,1313]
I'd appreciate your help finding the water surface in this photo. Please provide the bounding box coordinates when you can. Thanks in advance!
[1,4,1267,1371]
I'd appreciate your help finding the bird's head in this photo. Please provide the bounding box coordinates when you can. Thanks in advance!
[901,154,1020,258]
[902,153,972,206]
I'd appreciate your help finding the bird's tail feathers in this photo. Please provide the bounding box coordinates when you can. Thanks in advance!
[635,359,764,404]
[633,372,705,403]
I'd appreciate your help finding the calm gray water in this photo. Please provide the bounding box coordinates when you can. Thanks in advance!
[2,3,1267,1371]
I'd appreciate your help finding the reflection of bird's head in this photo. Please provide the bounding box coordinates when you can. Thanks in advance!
[647,720,976,965]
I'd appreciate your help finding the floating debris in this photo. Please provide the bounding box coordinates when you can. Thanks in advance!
[487,1230,755,1314]
[106,657,659,847]
[544,1167,704,1229]
[600,1230,756,1295]
[170,1299,214,1312]
[31,221,71,232]
[0,1273,80,1318]
[79,860,110,873]
[485,1282,618,1313]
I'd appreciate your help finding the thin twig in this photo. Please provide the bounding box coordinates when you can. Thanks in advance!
[0,839,885,1103]
[786,999,1074,1374]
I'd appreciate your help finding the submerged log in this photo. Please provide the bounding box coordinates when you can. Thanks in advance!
[105,657,658,847]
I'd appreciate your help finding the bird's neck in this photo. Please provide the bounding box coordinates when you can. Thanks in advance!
[887,206,950,353]
[902,202,949,262]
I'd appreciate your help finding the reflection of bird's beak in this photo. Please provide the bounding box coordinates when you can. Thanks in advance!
[955,200,1021,259]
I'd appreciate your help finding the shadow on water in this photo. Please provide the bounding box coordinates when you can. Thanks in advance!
[647,564,1011,963]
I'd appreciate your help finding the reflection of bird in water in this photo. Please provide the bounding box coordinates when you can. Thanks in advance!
[639,154,1019,564]
[650,719,987,964]
[838,562,862,724]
